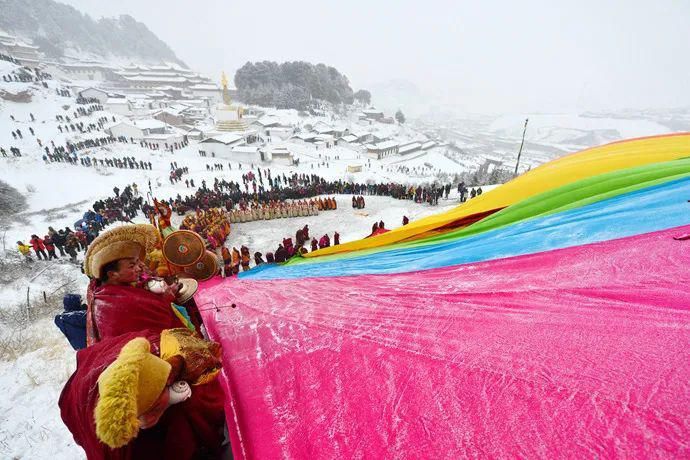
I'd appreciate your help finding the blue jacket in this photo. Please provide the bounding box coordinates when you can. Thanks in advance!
[54,294,87,350]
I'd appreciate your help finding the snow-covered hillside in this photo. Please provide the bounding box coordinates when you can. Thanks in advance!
[1,51,688,458]
[0,68,476,459]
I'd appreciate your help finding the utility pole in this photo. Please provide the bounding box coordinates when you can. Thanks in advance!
[514,118,529,176]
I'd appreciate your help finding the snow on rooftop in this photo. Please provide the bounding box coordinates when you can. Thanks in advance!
[130,119,168,130]
[369,140,399,150]
[256,117,283,127]
[105,98,130,104]
[315,125,335,134]
[202,133,244,145]
[145,133,181,140]
[125,76,188,83]
[232,146,261,153]
[340,134,358,142]
[189,84,219,90]
[399,142,422,154]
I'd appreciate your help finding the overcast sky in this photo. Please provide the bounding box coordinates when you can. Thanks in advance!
[59,0,690,113]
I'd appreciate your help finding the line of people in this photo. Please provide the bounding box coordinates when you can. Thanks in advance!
[457,182,483,202]
[16,184,145,264]
[17,229,82,262]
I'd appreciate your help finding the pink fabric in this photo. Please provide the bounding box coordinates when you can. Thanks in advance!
[198,226,690,459]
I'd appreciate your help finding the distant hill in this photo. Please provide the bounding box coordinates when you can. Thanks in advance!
[0,0,185,65]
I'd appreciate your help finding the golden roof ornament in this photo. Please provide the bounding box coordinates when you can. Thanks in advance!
[221,71,232,106]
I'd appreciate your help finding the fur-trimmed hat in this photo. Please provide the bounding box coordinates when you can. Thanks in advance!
[84,224,159,279]
[94,337,171,448]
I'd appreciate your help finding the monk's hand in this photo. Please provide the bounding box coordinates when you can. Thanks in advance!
[165,355,185,384]
[165,282,181,298]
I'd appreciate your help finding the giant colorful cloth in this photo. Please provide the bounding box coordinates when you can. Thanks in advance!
[197,134,690,458]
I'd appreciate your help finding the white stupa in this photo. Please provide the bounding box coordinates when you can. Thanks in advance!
[214,72,248,132]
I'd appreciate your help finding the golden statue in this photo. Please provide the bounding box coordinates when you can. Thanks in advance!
[221,71,232,106]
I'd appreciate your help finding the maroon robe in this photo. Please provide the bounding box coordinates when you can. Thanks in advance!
[88,283,182,344]
[64,283,225,459]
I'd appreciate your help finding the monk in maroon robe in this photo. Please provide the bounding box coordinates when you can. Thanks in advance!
[61,225,226,459]
[60,331,226,460]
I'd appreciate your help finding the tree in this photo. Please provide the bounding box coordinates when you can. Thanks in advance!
[353,89,371,105]
[234,60,355,110]
[395,109,406,124]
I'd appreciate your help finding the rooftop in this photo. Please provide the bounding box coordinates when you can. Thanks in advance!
[133,119,169,130]
[201,133,244,145]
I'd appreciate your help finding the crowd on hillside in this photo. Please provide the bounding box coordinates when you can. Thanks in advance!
[2,103,189,167]
[0,52,19,65]
[16,184,144,263]
[0,63,51,82]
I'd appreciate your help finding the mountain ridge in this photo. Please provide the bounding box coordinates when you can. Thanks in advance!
[0,0,185,66]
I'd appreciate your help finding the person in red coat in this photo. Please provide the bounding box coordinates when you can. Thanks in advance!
[75,229,88,251]
[43,234,58,260]
[30,234,47,260]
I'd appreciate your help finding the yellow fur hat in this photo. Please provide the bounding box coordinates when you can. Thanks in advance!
[94,337,171,448]
[84,224,159,279]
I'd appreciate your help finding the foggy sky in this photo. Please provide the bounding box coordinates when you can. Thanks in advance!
[59,0,690,113]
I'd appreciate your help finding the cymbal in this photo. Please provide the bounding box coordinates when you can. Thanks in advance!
[183,250,218,281]
[176,278,199,304]
[163,230,205,267]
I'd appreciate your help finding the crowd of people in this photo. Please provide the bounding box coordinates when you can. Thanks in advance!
[14,164,485,271]
[179,208,232,249]
[265,224,340,265]
[1,64,51,82]
[16,184,144,263]
[370,220,390,237]
[457,182,483,202]
[168,162,190,183]
[161,169,455,219]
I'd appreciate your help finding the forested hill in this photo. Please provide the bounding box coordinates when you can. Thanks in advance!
[234,61,357,110]
[0,0,185,65]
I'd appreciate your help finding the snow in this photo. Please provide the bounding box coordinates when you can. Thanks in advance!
[132,119,168,130]
[0,60,21,75]
[0,320,80,460]
[0,54,686,459]
[202,133,244,145]
[488,113,671,144]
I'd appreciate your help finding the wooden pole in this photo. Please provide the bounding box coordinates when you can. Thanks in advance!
[514,118,529,176]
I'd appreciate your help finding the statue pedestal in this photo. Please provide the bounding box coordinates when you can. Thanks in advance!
[215,104,248,132]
